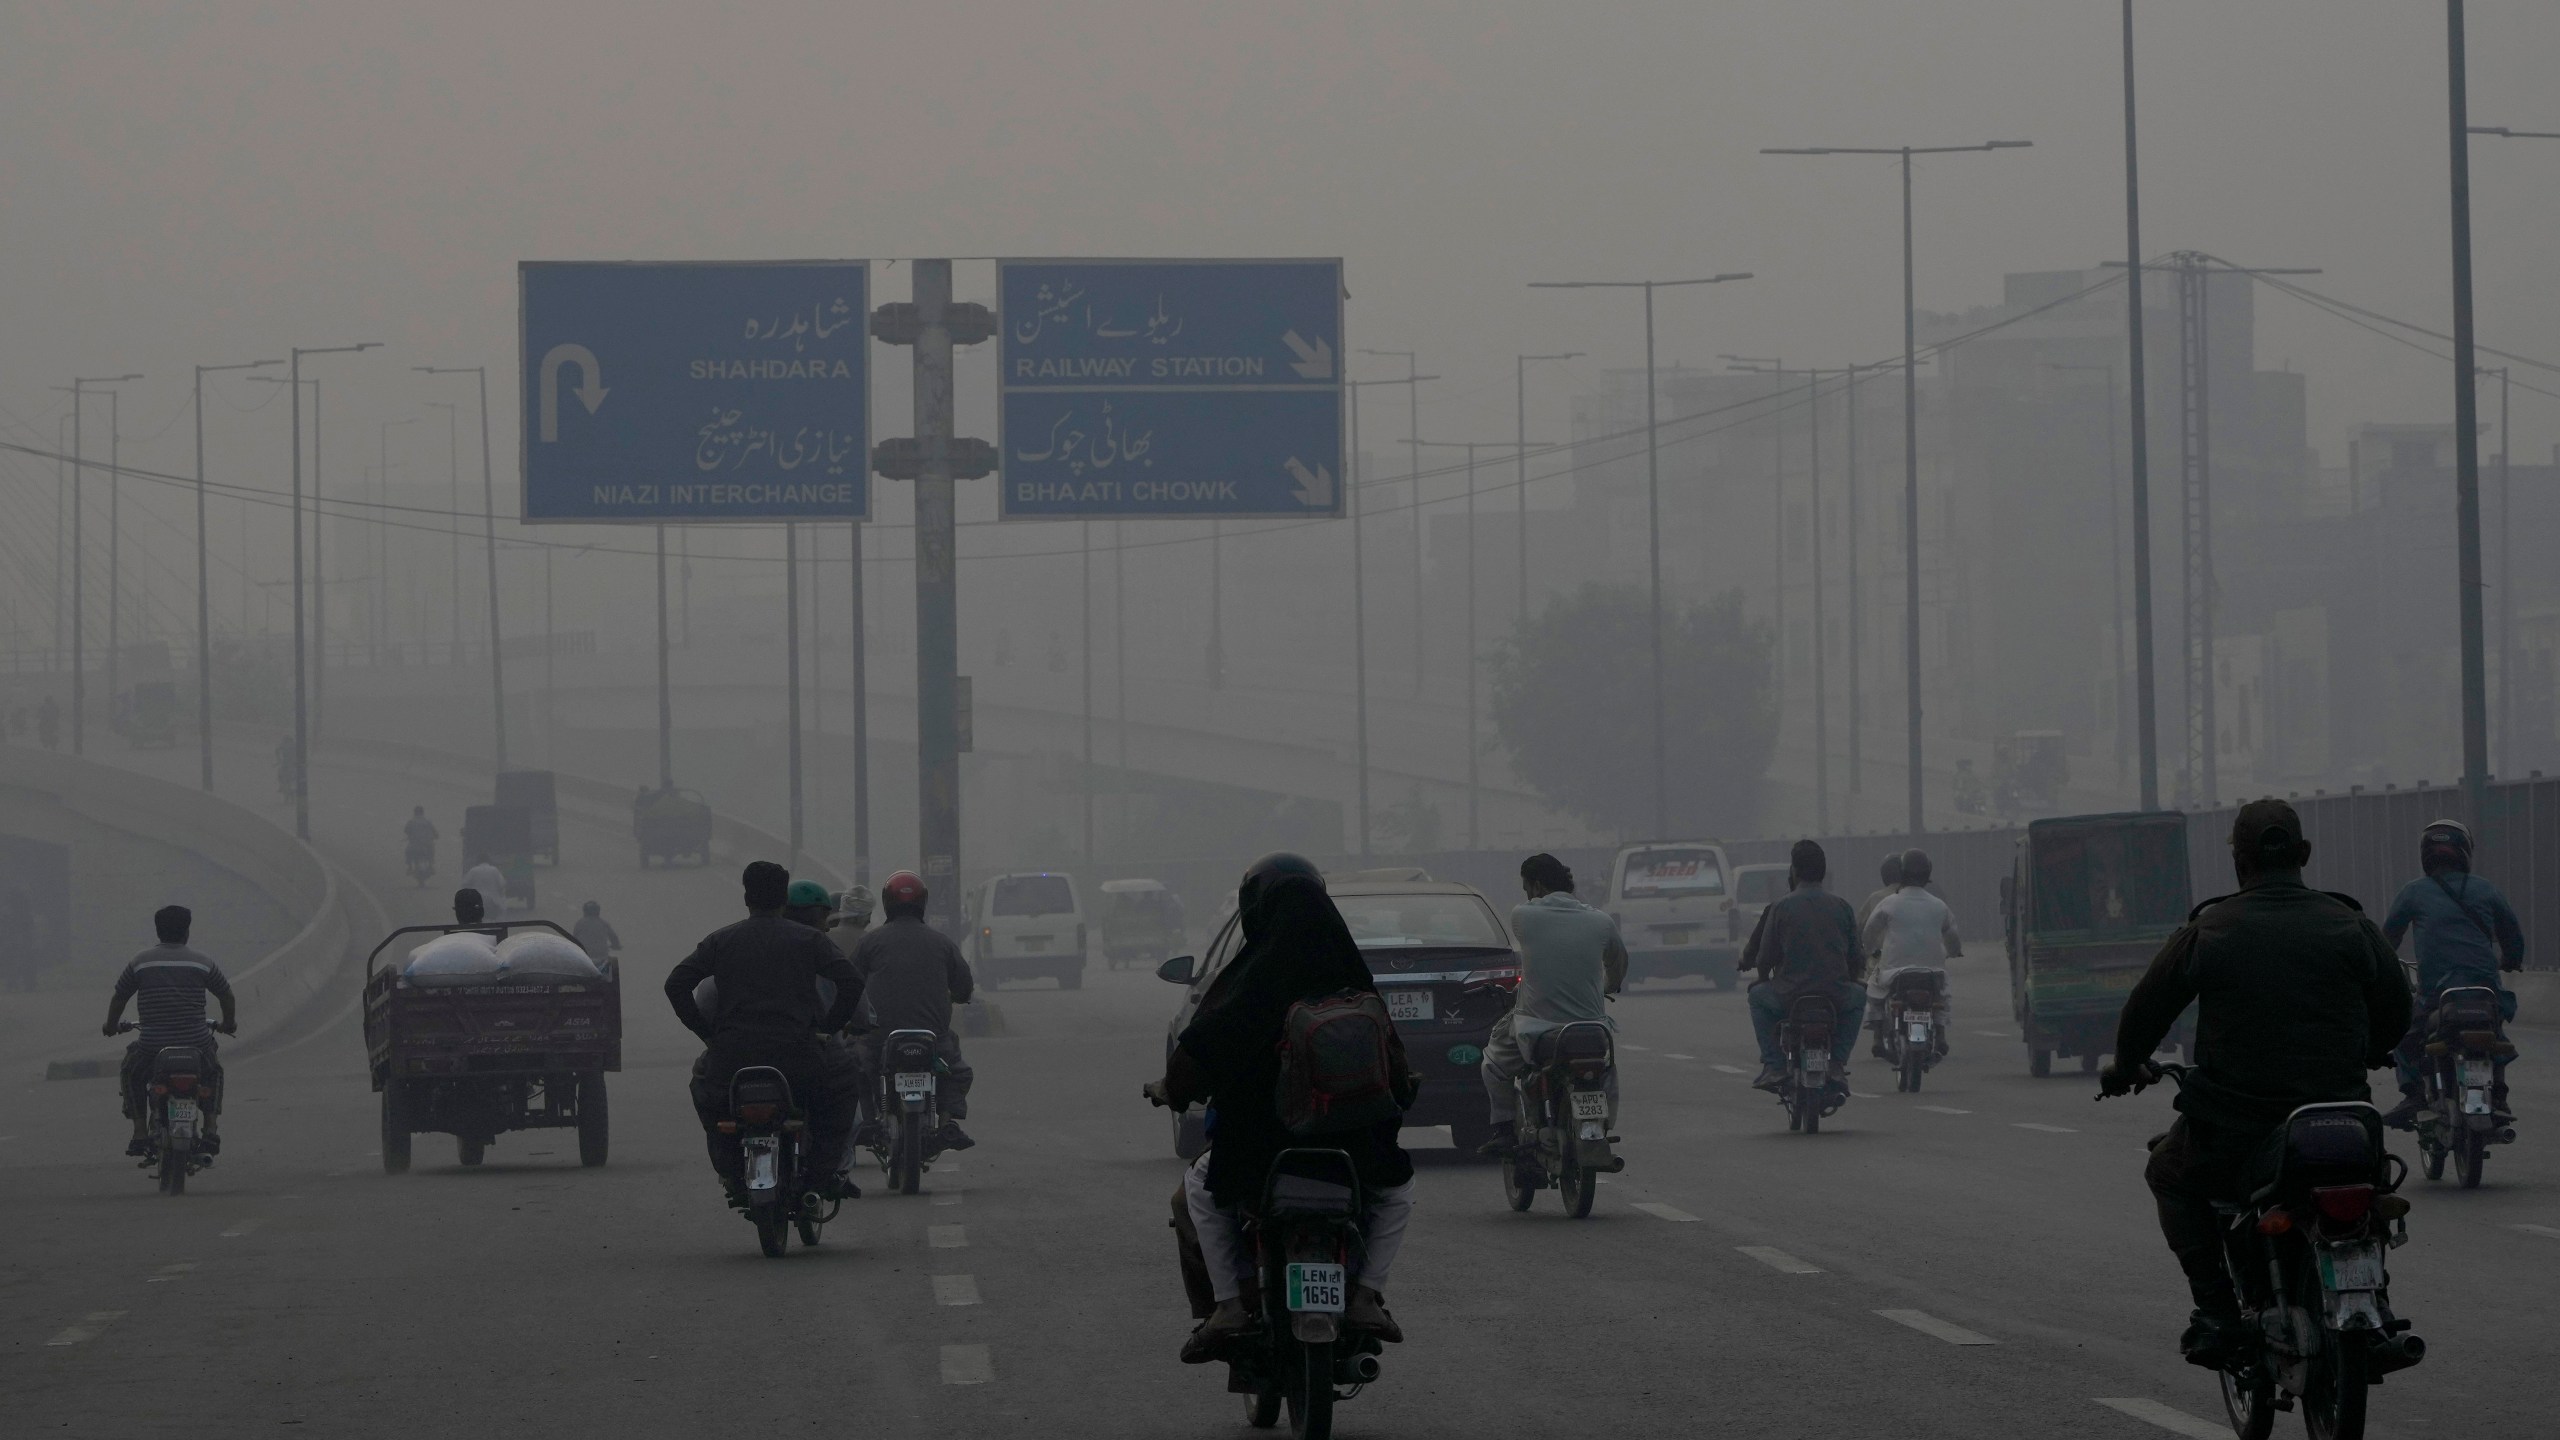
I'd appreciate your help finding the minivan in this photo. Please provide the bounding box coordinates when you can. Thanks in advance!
[1607,841,1736,989]
[966,872,1088,989]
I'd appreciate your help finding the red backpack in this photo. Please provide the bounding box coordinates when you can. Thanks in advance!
[1274,988,1404,1136]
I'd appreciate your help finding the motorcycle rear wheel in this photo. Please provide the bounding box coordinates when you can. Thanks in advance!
[1786,1092,1804,1132]
[2301,1329,2369,1439]
[159,1143,186,1196]
[1244,1379,1282,1428]
[1901,1049,1925,1094]
[2455,1129,2487,1190]
[897,1113,924,1195]
[2420,1139,2446,1181]
[1503,1154,1536,1212]
[1286,1341,1334,1439]
[2218,1361,2277,1440]
[1560,1160,1596,1219]
[754,1208,789,1258]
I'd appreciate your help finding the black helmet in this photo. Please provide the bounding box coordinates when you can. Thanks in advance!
[1879,852,1905,886]
[2420,818,2472,874]
[1900,849,1933,886]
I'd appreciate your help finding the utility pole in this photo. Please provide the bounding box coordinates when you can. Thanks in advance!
[849,520,871,886]
[106,389,122,730]
[1347,371,1438,858]
[427,401,461,665]
[416,365,508,773]
[1763,138,2031,836]
[1728,357,1855,832]
[2120,0,2161,812]
[63,374,141,756]
[1417,439,1548,850]
[785,522,803,871]
[279,345,379,840]
[1515,352,1581,626]
[870,260,996,933]
[2047,362,2128,787]
[2490,366,2511,773]
[1528,274,1753,837]
[1845,363,1862,813]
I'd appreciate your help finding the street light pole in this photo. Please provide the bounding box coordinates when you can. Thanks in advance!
[1357,349,1423,697]
[62,373,142,757]
[1347,371,1438,858]
[426,401,461,665]
[1514,352,1581,627]
[199,353,288,789]
[2120,0,2161,811]
[1418,437,1549,850]
[417,365,508,773]
[1528,274,1753,838]
[277,345,380,840]
[1762,139,2031,836]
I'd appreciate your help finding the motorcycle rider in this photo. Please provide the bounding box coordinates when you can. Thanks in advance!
[403,806,438,879]
[460,853,507,918]
[664,861,865,1203]
[830,885,875,951]
[846,871,977,1153]
[1740,840,1865,1096]
[2100,798,2412,1369]
[1856,851,1904,955]
[1146,853,1417,1360]
[1475,852,1627,1156]
[102,906,237,1157]
[1862,848,1960,1059]
[2379,819,2524,1128]
[572,900,621,973]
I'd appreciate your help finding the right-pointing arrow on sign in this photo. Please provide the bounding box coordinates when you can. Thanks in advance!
[1281,330,1333,380]
[1284,457,1334,508]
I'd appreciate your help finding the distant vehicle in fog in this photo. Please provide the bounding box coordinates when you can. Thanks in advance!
[1607,842,1737,990]
[1097,878,1186,970]
[968,872,1088,989]
[1727,863,1789,954]
[2001,811,2193,1077]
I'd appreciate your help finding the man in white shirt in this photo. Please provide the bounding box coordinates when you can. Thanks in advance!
[1861,849,1960,1055]
[461,855,509,918]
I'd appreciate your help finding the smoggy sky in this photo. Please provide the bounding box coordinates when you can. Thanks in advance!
[5,0,2556,500]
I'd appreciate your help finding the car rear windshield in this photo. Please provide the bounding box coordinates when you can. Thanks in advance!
[992,875,1077,917]
[1734,868,1787,905]
[1617,849,1725,900]
[2031,823,2188,932]
[1335,893,1507,950]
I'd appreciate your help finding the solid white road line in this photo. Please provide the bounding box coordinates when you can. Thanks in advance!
[939,1344,994,1385]
[1632,1202,1700,1222]
[2012,1123,2077,1134]
[45,1312,126,1347]
[1916,1105,1972,1115]
[220,1218,263,1238]
[932,1274,982,1306]
[1737,1246,1822,1274]
[928,1224,968,1249]
[2511,1223,2560,1240]
[148,1262,199,1283]
[1875,1309,1996,1345]
[2094,1397,2233,1438]
[1710,1064,1748,1076]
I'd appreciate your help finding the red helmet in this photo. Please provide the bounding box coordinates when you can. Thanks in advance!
[880,870,928,913]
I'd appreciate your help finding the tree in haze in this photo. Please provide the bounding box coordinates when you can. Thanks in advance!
[1489,584,1778,839]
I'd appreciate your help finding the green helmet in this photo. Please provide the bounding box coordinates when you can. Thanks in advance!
[786,879,832,909]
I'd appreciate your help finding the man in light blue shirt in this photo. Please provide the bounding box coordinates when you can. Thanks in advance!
[1478,853,1627,1155]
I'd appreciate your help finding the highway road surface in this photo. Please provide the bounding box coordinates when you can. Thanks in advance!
[2,749,2553,1437]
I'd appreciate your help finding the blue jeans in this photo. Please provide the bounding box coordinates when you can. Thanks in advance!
[1748,980,1866,1071]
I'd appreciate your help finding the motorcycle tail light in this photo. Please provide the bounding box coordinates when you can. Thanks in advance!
[735,1102,780,1126]
[166,1075,197,1095]
[2311,1184,2376,1224]
[2255,1209,2294,1236]
[149,1083,168,1097]
[715,1120,739,1134]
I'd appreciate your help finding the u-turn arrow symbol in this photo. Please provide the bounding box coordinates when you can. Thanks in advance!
[538,343,609,442]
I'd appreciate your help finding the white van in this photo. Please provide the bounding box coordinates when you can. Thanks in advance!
[1607,841,1737,990]
[965,872,1087,990]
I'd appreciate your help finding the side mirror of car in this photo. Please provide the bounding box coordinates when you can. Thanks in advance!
[1155,954,1197,985]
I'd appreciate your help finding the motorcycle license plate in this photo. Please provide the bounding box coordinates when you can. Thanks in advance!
[2459,1058,2492,1088]
[1385,989,1432,1022]
[1906,1021,1931,1043]
[894,1072,935,1099]
[2464,1087,2491,1116]
[1286,1263,1346,1314]
[2319,1245,2384,1292]
[744,1137,780,1192]
[1801,1053,1827,1076]
[1570,1090,1609,1121]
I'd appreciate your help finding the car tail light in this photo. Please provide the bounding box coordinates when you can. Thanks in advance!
[736,1102,780,1126]
[2311,1184,2375,1225]
[1462,966,1522,993]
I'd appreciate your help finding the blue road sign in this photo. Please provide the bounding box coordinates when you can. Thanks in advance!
[519,261,869,523]
[997,259,1341,519]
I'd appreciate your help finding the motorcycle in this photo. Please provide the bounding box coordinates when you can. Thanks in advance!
[2411,984,2515,1189]
[1779,993,1845,1133]
[1230,1148,1385,1439]
[2108,1065,2425,1440]
[1880,969,1946,1094]
[404,841,435,889]
[868,1028,947,1195]
[1497,1018,1624,1218]
[119,1024,213,1196]
[720,1064,835,1257]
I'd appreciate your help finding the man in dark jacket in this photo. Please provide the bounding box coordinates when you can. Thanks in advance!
[1739,840,1865,1093]
[665,861,864,1198]
[848,870,977,1152]
[2102,798,2412,1368]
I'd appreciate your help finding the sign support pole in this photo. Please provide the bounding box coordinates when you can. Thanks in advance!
[655,526,672,789]
[786,521,804,872]
[913,260,962,930]
[850,520,870,888]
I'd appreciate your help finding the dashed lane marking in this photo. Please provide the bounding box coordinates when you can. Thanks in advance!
[933,1274,982,1306]
[932,1189,964,1207]
[2094,1397,2233,1438]
[928,1224,968,1249]
[1710,1064,1748,1076]
[45,1312,126,1347]
[1850,1091,1882,1099]
[1632,1202,1700,1222]
[940,1344,994,1385]
[1973,1030,2011,1040]
[220,1218,263,1238]
[1876,1309,1996,1345]
[2511,1224,2560,1240]
[1620,1043,1649,1051]
[148,1262,198,1283]
[2012,1123,2077,1134]
[1916,1105,1972,1115]
[1662,1053,1697,1060]
[1737,1246,1822,1274]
